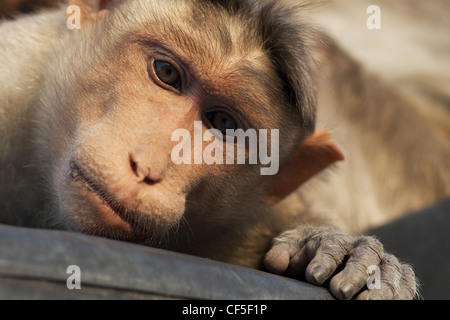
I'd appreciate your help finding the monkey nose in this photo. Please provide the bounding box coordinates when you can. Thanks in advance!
[129,148,167,185]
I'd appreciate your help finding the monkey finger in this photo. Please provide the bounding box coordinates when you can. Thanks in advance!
[329,236,384,300]
[265,245,309,279]
[355,253,404,300]
[304,231,354,286]
[284,247,309,279]
[264,244,292,274]
[264,226,316,275]
[393,264,417,300]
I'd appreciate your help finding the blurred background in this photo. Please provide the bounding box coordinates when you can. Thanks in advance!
[307,0,450,125]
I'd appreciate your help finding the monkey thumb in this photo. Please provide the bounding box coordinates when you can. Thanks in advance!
[264,246,291,275]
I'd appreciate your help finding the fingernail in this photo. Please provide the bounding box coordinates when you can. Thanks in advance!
[339,283,354,300]
[312,266,326,284]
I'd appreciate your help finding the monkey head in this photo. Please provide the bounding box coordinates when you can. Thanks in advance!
[35,0,343,244]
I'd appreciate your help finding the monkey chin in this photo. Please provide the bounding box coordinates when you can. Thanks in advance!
[63,163,185,244]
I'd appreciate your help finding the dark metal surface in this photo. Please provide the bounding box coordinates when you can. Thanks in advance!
[0,224,334,300]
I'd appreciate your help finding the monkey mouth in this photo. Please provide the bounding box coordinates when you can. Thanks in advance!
[69,162,147,239]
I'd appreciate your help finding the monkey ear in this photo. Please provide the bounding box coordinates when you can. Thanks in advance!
[264,129,344,206]
[67,0,112,23]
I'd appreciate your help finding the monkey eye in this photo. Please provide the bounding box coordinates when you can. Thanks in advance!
[206,111,238,135]
[153,60,182,91]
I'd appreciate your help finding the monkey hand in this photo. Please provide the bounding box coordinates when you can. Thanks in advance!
[263,226,417,300]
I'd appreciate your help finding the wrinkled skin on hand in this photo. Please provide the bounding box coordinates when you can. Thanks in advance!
[264,226,417,300]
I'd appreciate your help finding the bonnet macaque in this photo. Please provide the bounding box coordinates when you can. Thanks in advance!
[2,0,449,300]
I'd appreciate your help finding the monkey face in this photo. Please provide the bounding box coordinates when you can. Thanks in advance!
[37,0,317,245]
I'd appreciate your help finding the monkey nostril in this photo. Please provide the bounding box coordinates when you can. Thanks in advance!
[129,152,160,186]
[130,155,138,176]
[143,176,158,186]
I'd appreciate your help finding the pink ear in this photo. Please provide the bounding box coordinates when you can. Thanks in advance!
[264,129,344,206]
[67,0,111,24]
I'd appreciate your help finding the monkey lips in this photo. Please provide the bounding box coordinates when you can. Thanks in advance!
[67,162,183,243]
[70,163,133,230]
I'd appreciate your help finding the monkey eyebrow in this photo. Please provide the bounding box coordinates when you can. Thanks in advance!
[235,64,279,94]
[218,64,284,113]
[138,40,187,66]
[136,29,208,65]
